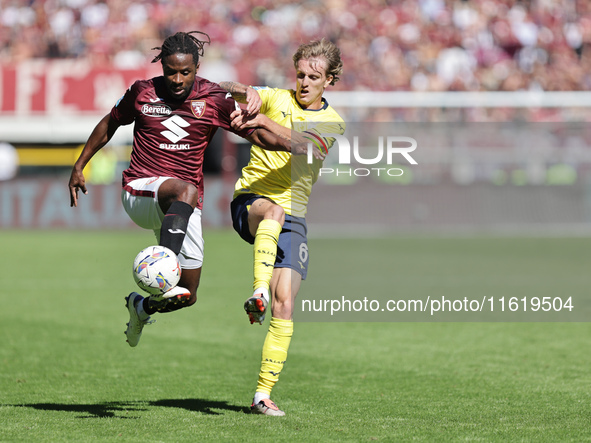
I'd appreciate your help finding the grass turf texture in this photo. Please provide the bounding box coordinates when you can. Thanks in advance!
[1,230,590,441]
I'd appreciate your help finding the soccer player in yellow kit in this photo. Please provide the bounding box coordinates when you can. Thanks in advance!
[220,39,345,416]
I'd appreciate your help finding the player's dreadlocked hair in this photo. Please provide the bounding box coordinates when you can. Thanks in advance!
[293,38,343,85]
[151,31,211,66]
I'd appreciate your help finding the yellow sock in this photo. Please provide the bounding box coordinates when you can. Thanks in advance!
[256,317,293,396]
[253,219,282,292]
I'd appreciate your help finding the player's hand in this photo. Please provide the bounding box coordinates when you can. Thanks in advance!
[245,87,261,116]
[68,168,87,207]
[292,141,326,160]
[230,109,262,131]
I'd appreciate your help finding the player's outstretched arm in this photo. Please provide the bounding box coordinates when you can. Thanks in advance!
[69,114,120,207]
[219,81,261,116]
[233,110,325,160]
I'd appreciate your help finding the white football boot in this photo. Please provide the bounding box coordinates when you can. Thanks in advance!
[250,398,285,416]
[160,285,190,299]
[124,292,154,347]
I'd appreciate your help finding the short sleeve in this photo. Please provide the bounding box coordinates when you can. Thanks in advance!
[303,121,346,154]
[110,81,139,126]
[210,88,255,139]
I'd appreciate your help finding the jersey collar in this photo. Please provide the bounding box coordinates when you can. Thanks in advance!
[292,90,329,112]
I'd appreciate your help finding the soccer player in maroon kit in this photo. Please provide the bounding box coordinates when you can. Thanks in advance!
[68,31,293,347]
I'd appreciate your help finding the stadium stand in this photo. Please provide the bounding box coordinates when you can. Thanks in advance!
[2,0,591,93]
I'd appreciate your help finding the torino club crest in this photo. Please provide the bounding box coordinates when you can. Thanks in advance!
[191,100,206,118]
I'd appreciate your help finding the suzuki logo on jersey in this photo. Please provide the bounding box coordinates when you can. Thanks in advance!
[191,100,206,118]
[142,103,172,117]
[160,115,190,144]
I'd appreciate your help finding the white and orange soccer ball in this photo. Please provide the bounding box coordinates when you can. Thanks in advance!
[132,245,181,295]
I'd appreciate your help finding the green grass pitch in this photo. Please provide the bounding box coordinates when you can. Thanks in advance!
[1,229,590,441]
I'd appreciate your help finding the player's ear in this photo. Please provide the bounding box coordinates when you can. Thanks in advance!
[324,75,333,87]
[195,62,200,73]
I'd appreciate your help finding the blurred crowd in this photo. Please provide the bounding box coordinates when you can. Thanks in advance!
[2,0,591,92]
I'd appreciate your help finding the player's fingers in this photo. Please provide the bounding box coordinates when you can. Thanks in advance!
[314,148,326,160]
[231,116,244,130]
[230,114,242,129]
[69,187,78,207]
[245,88,262,115]
[247,99,261,116]
[246,102,254,115]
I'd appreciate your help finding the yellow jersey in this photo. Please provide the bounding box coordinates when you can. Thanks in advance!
[234,87,345,217]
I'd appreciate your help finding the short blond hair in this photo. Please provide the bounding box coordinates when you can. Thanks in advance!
[293,39,343,85]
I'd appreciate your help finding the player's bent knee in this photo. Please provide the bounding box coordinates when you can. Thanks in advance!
[176,184,199,206]
[271,299,293,319]
[268,204,285,225]
[159,179,200,209]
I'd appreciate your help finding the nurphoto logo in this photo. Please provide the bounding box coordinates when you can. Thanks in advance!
[307,133,418,177]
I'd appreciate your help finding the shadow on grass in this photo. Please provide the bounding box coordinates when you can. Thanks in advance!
[14,402,146,419]
[150,399,249,415]
[13,398,249,418]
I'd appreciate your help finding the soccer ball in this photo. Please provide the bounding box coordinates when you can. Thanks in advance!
[132,245,181,295]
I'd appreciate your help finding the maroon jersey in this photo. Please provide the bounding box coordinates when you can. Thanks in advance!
[112,76,252,209]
